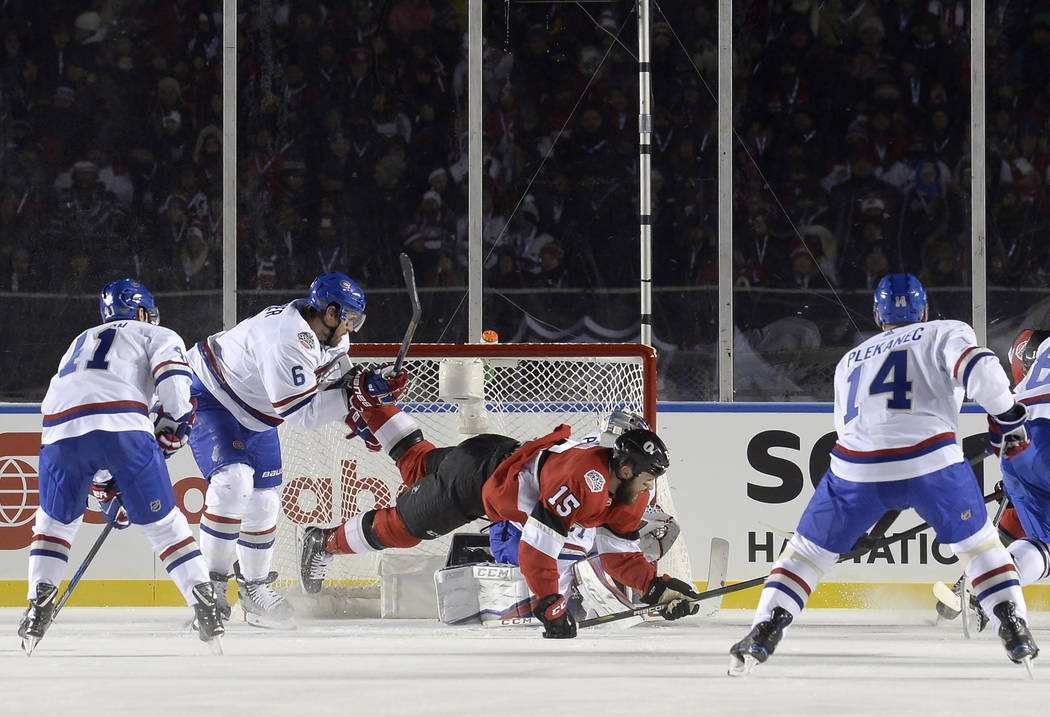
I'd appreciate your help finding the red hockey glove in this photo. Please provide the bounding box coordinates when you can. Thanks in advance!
[348,364,410,412]
[344,408,382,452]
[988,403,1030,460]
[642,574,701,621]
[90,476,129,529]
[533,594,577,639]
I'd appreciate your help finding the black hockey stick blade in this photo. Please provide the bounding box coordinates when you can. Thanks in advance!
[393,252,422,376]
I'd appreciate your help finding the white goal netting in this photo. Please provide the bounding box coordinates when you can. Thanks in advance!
[273,343,690,607]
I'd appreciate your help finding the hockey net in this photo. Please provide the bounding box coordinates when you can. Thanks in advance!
[273,343,691,608]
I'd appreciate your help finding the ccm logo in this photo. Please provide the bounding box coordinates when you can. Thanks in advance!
[476,567,513,579]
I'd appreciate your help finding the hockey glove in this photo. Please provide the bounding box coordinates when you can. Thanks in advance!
[641,574,701,621]
[534,594,577,639]
[154,406,195,459]
[344,408,382,452]
[348,364,410,412]
[988,403,1030,460]
[90,476,129,529]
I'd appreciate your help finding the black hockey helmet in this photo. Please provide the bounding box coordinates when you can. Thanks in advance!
[1010,329,1050,385]
[612,428,670,478]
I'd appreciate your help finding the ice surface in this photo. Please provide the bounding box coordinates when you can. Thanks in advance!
[2,608,1048,716]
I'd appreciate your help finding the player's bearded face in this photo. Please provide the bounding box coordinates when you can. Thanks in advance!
[617,470,656,505]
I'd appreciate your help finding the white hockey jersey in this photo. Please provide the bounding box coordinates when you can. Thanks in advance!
[1013,334,1050,421]
[41,320,193,445]
[187,300,348,432]
[830,319,1015,482]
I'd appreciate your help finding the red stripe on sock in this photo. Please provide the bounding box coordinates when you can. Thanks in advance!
[202,511,241,525]
[973,563,1018,586]
[31,534,71,548]
[771,567,812,595]
[159,536,196,561]
[241,526,276,536]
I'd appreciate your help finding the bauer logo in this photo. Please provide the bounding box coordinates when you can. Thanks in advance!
[0,433,40,551]
[584,469,605,493]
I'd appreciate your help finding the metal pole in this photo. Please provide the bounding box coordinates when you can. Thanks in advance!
[637,0,652,347]
[717,0,733,400]
[971,0,986,344]
[221,0,237,329]
[468,0,483,342]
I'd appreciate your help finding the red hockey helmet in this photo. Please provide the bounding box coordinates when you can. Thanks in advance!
[1009,329,1050,385]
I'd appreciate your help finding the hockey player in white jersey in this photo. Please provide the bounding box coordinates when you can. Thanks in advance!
[19,278,223,654]
[729,273,1038,676]
[187,271,406,628]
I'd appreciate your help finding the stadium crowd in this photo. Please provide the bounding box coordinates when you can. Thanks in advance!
[0,1,1045,340]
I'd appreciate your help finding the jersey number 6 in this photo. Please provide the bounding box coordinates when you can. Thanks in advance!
[548,485,580,517]
[843,349,913,423]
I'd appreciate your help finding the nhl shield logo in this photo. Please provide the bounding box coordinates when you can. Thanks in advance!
[298,331,315,349]
[584,469,606,493]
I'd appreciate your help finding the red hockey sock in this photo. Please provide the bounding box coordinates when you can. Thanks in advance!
[372,508,421,549]
[326,525,354,555]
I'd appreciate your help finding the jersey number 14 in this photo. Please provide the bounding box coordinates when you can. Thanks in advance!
[843,350,912,423]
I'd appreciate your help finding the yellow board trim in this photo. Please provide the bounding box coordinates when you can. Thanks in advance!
[3,579,1049,610]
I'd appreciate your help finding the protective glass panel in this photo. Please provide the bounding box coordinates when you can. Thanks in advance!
[0,6,223,400]
[732,2,972,401]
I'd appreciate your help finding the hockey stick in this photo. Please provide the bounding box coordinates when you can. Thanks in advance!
[53,520,116,620]
[578,489,1004,629]
[393,252,422,376]
[697,537,730,617]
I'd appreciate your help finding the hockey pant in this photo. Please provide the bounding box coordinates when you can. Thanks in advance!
[333,432,520,554]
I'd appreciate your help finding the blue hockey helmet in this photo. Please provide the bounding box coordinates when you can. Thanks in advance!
[873,273,927,326]
[99,278,159,325]
[307,272,367,330]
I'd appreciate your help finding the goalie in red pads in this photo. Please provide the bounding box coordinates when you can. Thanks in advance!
[299,399,698,637]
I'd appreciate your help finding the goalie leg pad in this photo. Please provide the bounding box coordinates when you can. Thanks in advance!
[435,563,533,625]
[573,555,643,627]
[952,521,1027,630]
[140,507,209,605]
[27,510,81,599]
[236,487,280,580]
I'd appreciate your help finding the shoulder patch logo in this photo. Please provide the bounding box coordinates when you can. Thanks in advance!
[298,331,315,349]
[584,469,606,493]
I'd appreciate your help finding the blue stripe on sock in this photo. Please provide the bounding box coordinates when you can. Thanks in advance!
[30,549,68,561]
[165,550,203,573]
[236,539,275,550]
[200,524,239,540]
[765,580,805,610]
[976,579,1021,604]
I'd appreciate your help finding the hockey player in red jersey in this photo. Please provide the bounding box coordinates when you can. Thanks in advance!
[299,399,699,638]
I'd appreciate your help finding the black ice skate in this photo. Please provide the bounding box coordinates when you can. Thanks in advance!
[934,578,988,631]
[234,562,296,630]
[210,571,233,621]
[299,526,334,594]
[18,582,58,656]
[728,607,794,676]
[993,601,1039,676]
[191,582,226,655]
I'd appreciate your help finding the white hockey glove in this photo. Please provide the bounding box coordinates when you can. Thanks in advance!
[638,504,681,562]
[641,574,700,621]
[316,353,354,389]
[347,363,410,412]
[153,401,195,458]
[988,403,1030,460]
[91,474,129,529]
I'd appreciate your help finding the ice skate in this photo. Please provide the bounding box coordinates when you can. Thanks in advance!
[933,578,988,631]
[993,601,1038,676]
[299,526,334,594]
[17,582,58,656]
[191,582,226,655]
[210,571,232,621]
[728,607,793,676]
[234,562,296,630]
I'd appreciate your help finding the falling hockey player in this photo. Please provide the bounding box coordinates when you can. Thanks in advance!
[729,273,1039,676]
[186,271,392,628]
[937,328,1050,625]
[299,393,700,638]
[20,279,224,654]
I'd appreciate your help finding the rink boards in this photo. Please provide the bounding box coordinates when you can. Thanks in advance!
[1,402,1048,610]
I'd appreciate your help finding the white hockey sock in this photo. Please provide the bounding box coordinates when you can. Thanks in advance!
[27,510,81,599]
[955,522,1027,628]
[140,508,209,605]
[199,464,253,575]
[236,487,280,581]
[753,534,836,626]
[1008,538,1050,587]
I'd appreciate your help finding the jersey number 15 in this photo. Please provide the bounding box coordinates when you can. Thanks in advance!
[843,350,912,423]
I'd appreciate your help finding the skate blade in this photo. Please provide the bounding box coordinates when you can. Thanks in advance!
[21,636,39,657]
[1022,656,1035,679]
[728,654,758,677]
[206,636,224,656]
[243,610,297,631]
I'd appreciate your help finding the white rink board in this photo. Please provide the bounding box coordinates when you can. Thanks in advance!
[0,403,1003,596]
